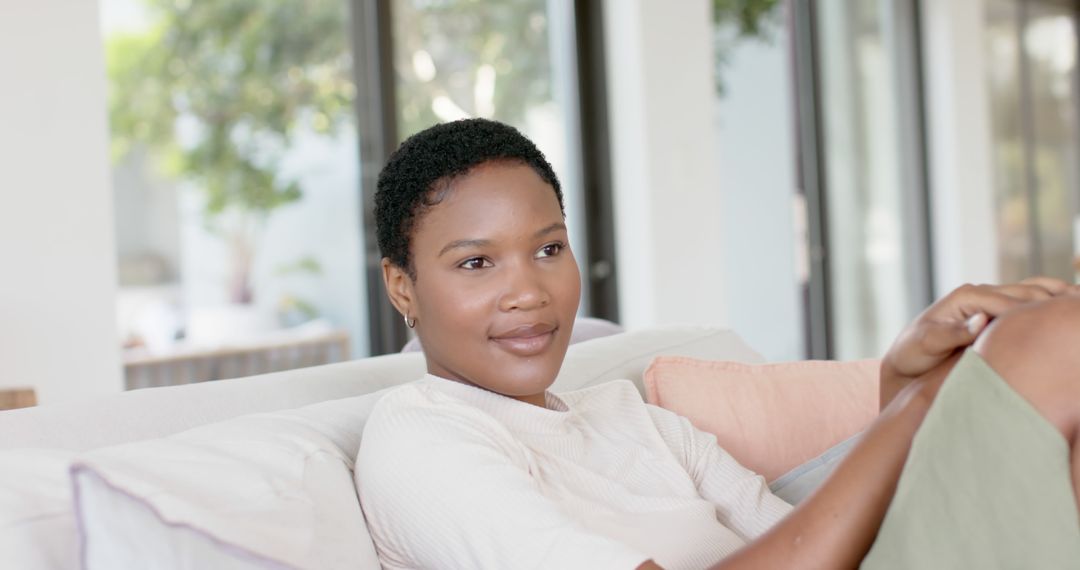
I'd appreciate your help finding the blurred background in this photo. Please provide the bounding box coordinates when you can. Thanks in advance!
[3,0,1079,403]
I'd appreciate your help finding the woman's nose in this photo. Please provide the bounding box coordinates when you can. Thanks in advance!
[498,265,550,312]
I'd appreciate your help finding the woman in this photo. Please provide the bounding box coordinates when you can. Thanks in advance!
[356,118,1080,569]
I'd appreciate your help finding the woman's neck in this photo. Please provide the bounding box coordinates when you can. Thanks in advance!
[430,371,551,409]
[511,392,548,408]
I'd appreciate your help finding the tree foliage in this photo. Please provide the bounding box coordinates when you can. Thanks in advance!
[713,0,784,94]
[391,0,553,140]
[714,0,782,37]
[106,0,355,220]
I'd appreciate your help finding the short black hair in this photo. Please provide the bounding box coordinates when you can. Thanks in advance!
[375,118,564,277]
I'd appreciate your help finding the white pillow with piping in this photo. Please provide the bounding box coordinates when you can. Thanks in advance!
[0,448,80,570]
[71,391,388,570]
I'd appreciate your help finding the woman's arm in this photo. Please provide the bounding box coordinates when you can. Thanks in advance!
[713,279,1072,569]
[641,376,938,570]
[709,359,944,568]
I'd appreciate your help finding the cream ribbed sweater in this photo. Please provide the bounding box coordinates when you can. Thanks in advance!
[355,376,792,570]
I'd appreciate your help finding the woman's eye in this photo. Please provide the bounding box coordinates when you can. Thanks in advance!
[459,257,491,270]
[537,243,564,258]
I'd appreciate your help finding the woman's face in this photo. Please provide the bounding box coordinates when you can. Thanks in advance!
[383,161,581,406]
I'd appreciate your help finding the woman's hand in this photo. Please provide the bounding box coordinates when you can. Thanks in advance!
[879,277,1072,409]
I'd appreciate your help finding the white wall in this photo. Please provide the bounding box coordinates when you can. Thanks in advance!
[922,0,1000,292]
[0,0,123,404]
[603,0,729,330]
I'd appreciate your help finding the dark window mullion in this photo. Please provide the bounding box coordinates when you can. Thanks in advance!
[573,0,619,323]
[791,0,833,359]
[349,0,407,356]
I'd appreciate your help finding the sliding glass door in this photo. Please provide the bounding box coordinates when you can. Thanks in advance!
[985,0,1080,283]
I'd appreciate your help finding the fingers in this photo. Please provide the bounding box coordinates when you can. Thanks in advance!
[913,284,1037,362]
[1019,276,1072,295]
[888,318,975,377]
[948,281,1068,320]
[993,283,1056,303]
[949,286,1031,320]
[923,318,978,355]
[930,280,1065,353]
[894,311,989,376]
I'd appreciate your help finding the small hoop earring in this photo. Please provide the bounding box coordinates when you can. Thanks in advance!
[404,314,416,329]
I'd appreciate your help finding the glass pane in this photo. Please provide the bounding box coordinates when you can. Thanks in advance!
[100,0,367,388]
[713,1,804,361]
[390,0,590,310]
[1026,2,1080,281]
[985,0,1031,282]
[985,0,1080,283]
[817,1,919,359]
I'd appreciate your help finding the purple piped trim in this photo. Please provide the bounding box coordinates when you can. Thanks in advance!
[69,462,298,570]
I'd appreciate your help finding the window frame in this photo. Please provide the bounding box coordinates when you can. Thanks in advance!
[791,0,935,359]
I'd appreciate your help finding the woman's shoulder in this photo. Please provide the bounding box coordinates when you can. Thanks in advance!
[357,379,527,483]
[361,378,518,453]
[366,377,494,429]
[369,376,444,409]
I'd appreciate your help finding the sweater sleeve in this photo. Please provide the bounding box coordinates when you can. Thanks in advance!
[645,403,792,541]
[356,388,650,570]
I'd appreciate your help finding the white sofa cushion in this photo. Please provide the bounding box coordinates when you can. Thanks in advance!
[74,468,280,569]
[0,352,426,452]
[0,449,80,570]
[0,325,760,452]
[554,324,764,393]
[71,392,387,570]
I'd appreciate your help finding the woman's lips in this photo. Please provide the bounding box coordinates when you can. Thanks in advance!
[490,324,557,357]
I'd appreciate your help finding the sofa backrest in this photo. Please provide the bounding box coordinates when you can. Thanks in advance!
[0,325,762,451]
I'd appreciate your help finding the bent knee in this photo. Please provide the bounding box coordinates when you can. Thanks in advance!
[973,295,1080,442]
[975,295,1080,360]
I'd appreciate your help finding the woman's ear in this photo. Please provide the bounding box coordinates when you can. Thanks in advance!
[381,258,414,319]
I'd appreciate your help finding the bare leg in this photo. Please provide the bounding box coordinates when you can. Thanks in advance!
[973,294,1080,512]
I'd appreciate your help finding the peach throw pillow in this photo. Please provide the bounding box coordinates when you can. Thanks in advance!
[644,357,880,482]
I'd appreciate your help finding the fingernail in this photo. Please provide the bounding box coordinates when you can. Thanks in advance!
[966,313,986,335]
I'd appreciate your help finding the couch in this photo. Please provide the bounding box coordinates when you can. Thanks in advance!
[0,325,767,570]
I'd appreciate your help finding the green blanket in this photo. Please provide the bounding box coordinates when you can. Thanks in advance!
[862,350,1080,568]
